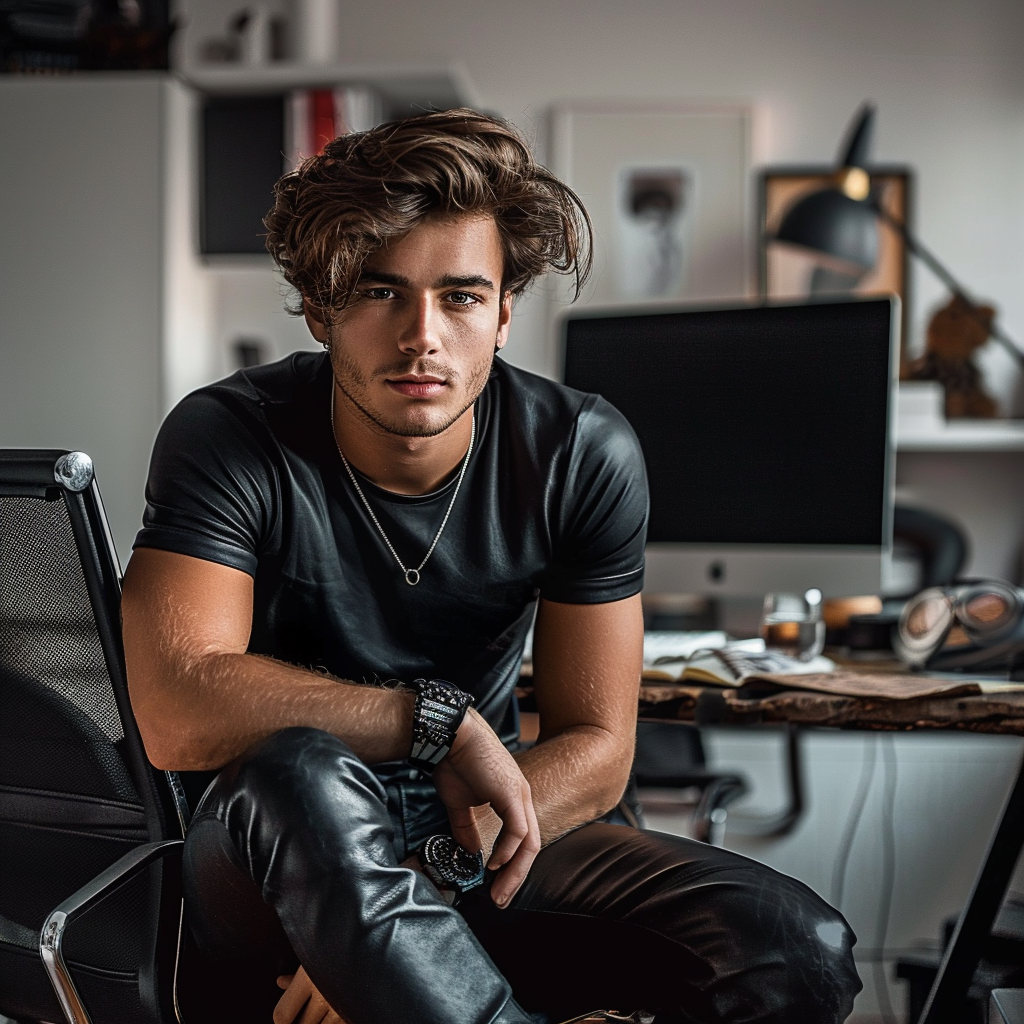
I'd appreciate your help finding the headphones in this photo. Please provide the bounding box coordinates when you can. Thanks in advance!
[895,578,1024,672]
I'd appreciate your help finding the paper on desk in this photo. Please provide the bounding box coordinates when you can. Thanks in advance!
[978,680,1024,695]
[643,650,1024,698]
[735,671,995,700]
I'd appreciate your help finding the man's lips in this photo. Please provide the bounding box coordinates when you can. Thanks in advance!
[385,376,447,398]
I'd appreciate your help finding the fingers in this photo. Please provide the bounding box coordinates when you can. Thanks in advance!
[487,779,541,907]
[484,777,530,870]
[433,711,540,906]
[446,805,483,854]
[273,970,311,1024]
[274,966,351,1024]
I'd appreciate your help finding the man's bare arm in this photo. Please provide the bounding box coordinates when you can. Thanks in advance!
[470,595,643,852]
[122,547,538,905]
[520,594,643,843]
[122,548,417,770]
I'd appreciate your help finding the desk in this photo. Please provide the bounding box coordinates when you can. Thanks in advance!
[634,680,1024,1024]
[636,681,1024,736]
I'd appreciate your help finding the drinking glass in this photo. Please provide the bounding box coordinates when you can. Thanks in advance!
[760,589,825,661]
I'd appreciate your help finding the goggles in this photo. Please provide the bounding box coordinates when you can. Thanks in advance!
[895,579,1024,671]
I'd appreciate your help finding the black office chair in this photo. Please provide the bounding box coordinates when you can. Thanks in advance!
[628,721,749,845]
[0,449,187,1024]
[892,504,969,595]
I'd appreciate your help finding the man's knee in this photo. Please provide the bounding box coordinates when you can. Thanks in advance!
[714,867,861,1022]
[626,832,861,1022]
[191,726,396,889]
[199,726,387,819]
[514,824,862,1023]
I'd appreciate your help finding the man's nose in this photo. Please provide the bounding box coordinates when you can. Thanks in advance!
[399,295,441,355]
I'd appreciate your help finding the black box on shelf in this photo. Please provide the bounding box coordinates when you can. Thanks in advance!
[201,95,285,256]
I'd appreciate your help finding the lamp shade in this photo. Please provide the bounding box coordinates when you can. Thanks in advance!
[775,187,879,271]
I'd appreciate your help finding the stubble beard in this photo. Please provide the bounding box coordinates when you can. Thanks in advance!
[331,351,495,439]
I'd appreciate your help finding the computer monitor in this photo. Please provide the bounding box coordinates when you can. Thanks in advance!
[561,297,897,598]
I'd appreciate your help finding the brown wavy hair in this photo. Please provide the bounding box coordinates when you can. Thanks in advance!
[264,108,592,314]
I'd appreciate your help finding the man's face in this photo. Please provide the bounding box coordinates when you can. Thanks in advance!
[313,213,512,439]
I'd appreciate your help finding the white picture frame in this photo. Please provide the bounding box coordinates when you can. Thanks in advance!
[550,103,753,309]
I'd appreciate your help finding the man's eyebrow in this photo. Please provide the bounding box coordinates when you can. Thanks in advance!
[358,270,412,287]
[436,274,496,290]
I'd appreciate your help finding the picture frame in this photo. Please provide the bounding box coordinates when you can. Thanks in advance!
[759,166,913,361]
[550,104,753,309]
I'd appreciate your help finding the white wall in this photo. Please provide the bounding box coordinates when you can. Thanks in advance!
[0,77,212,565]
[0,77,171,565]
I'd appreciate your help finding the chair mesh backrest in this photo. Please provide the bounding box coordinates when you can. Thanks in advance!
[0,495,123,743]
[0,486,164,1024]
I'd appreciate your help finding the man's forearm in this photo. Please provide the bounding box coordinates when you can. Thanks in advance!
[129,650,415,772]
[470,724,632,854]
[518,725,632,844]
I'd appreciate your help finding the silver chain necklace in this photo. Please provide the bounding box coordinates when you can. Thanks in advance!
[330,385,476,586]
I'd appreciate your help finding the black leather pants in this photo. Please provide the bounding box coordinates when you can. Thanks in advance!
[180,728,861,1024]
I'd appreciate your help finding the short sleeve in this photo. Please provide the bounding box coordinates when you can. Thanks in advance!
[541,396,649,604]
[133,390,275,577]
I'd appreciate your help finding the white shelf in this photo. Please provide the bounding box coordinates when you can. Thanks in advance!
[180,60,479,112]
[897,419,1024,452]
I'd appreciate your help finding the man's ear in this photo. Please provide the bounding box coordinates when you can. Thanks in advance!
[495,292,513,352]
[302,298,328,344]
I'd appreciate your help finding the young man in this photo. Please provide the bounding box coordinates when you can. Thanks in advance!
[121,109,860,1024]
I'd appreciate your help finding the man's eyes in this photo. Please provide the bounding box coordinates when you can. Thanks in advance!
[359,287,482,306]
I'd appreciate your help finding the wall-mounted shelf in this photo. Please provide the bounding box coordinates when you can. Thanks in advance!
[897,419,1024,452]
[181,60,479,113]
[895,382,1024,452]
[186,61,480,257]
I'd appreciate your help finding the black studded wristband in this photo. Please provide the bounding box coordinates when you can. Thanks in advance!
[408,678,474,775]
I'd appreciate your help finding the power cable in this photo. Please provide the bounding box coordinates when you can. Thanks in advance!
[831,734,878,909]
[873,735,900,1024]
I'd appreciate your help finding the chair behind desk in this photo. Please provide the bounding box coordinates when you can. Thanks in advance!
[630,721,748,845]
[0,450,186,1024]
[892,504,969,595]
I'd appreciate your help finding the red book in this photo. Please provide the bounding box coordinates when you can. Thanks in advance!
[309,89,336,155]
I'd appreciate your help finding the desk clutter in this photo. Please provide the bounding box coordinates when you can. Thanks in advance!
[639,631,1024,701]
[645,642,835,685]
[518,619,1024,707]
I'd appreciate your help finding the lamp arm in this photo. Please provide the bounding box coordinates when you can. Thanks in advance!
[870,199,1024,369]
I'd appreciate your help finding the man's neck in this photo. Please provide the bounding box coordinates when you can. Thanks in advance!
[331,392,475,496]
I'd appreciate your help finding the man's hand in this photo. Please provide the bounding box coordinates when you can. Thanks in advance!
[274,967,350,1024]
[431,709,540,908]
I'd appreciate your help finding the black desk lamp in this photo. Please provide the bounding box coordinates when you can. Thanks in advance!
[774,104,1024,369]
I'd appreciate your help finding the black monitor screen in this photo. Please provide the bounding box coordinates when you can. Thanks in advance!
[562,298,893,547]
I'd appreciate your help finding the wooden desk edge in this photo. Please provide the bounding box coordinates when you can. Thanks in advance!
[517,684,1024,736]
[636,684,1024,735]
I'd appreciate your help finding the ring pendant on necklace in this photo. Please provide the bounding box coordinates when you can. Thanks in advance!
[330,386,476,586]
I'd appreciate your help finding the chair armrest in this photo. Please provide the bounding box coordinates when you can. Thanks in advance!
[991,990,1024,1024]
[40,839,184,1024]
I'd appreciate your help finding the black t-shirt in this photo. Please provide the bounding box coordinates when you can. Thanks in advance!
[136,352,648,793]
